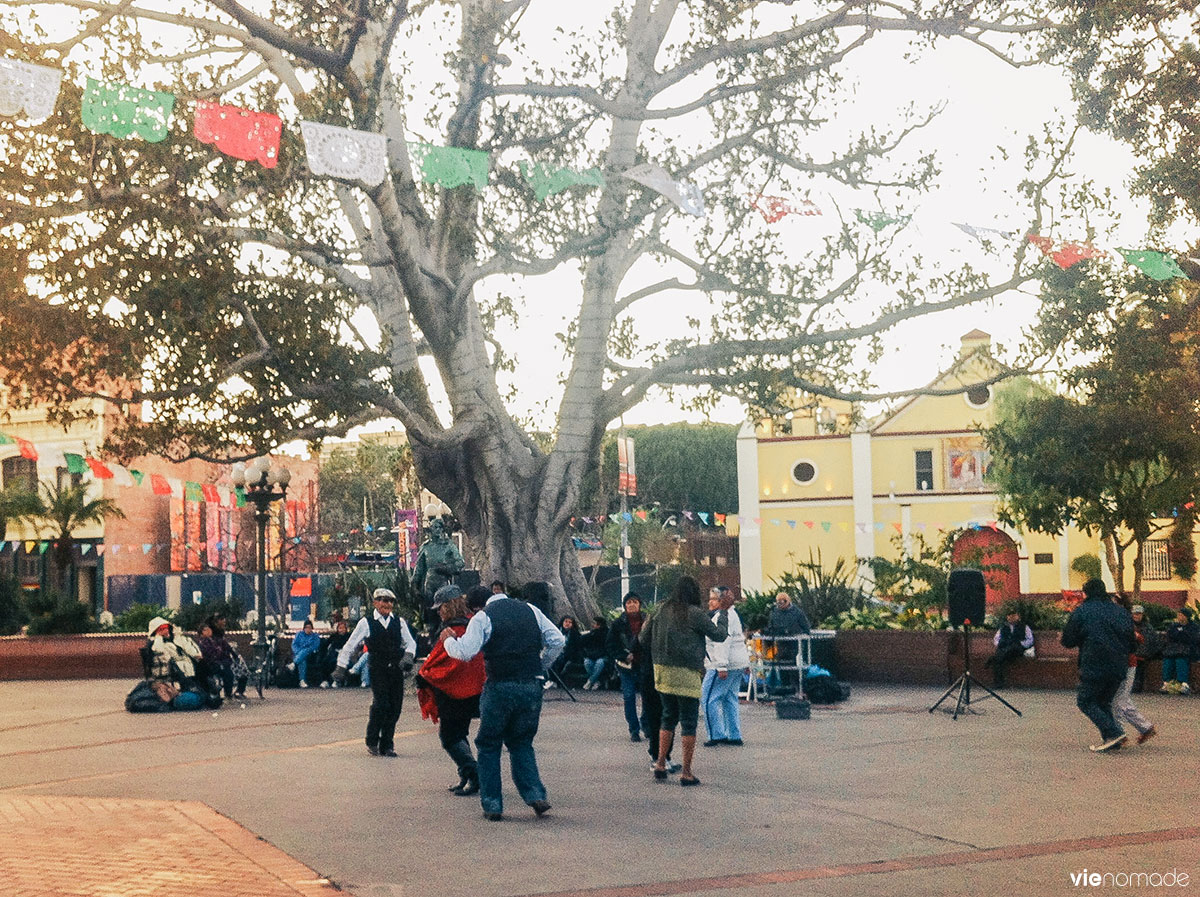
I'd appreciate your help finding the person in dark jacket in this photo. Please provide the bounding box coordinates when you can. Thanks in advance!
[1130,605,1160,693]
[984,610,1034,688]
[1061,579,1137,752]
[1161,607,1199,694]
[579,616,609,689]
[548,615,583,687]
[639,576,728,786]
[765,592,810,694]
[607,592,647,741]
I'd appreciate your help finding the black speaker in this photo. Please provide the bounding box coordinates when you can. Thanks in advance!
[947,568,986,628]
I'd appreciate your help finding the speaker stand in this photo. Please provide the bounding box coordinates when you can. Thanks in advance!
[928,625,1022,720]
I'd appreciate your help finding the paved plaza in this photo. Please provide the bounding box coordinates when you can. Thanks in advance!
[0,678,1196,897]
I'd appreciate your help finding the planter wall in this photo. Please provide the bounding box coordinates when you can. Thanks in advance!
[0,631,258,681]
[834,629,1081,690]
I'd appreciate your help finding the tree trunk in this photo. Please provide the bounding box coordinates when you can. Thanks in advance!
[1102,532,1124,593]
[1130,538,1144,603]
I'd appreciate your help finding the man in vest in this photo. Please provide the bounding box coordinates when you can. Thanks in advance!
[335,588,417,757]
[443,585,566,821]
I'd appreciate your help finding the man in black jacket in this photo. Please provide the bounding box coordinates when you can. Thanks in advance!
[1061,579,1137,753]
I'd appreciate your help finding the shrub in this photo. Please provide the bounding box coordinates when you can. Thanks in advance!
[111,603,172,634]
[1070,553,1103,582]
[1138,600,1179,630]
[0,576,28,635]
[992,597,1068,631]
[24,591,99,635]
[775,552,867,627]
[737,589,775,631]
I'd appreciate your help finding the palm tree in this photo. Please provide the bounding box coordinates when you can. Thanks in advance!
[0,485,41,542]
[35,482,125,602]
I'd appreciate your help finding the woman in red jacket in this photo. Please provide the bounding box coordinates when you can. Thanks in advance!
[417,585,487,795]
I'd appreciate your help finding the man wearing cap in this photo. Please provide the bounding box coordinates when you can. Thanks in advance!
[1130,604,1160,693]
[335,589,417,757]
[443,585,566,821]
[146,617,203,686]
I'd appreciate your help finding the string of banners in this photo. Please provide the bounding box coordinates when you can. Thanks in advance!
[0,431,315,515]
[1,57,1192,278]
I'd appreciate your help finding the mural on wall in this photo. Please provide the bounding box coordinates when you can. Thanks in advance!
[946,437,991,491]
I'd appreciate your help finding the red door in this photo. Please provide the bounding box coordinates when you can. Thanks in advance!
[952,528,1020,609]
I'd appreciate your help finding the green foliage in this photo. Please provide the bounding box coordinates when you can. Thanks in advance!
[1138,600,1179,631]
[0,487,41,541]
[1168,509,1197,581]
[0,577,28,635]
[24,591,99,635]
[588,425,739,516]
[826,605,948,631]
[110,603,172,634]
[773,552,867,627]
[318,441,416,548]
[992,597,1067,631]
[737,590,775,632]
[864,532,958,612]
[173,597,246,634]
[1070,553,1103,581]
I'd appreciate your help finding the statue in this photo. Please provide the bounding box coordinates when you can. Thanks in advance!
[413,504,464,627]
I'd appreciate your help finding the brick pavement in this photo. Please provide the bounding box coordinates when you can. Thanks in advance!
[0,794,346,897]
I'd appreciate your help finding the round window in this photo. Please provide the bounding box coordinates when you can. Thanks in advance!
[791,460,818,485]
[965,385,991,408]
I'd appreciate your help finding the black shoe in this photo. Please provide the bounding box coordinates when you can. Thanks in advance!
[726,738,743,746]
[531,800,552,817]
[484,812,504,821]
[680,776,701,787]
[703,739,722,747]
[449,776,469,793]
[457,776,479,796]
[381,748,398,757]
[630,732,642,743]
[366,745,380,756]
[653,767,668,780]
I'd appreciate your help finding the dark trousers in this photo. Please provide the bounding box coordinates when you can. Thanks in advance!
[474,679,546,816]
[987,644,1025,686]
[640,683,671,762]
[618,667,641,737]
[436,692,480,778]
[1076,674,1124,741]
[366,669,405,752]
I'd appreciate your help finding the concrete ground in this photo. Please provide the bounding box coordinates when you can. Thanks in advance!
[0,678,1196,897]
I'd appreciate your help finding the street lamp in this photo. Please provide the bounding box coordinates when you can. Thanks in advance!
[230,457,291,685]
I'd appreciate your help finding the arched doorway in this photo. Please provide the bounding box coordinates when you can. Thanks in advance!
[951,527,1020,609]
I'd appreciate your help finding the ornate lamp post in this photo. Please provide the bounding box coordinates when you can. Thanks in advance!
[230,457,291,681]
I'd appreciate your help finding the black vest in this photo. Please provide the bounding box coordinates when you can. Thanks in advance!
[482,599,543,681]
[367,616,408,676]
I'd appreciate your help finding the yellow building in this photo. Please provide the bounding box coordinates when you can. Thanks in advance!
[736,331,1195,607]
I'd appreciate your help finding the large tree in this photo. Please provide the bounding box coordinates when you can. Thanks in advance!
[985,269,1200,600]
[1,1,1080,617]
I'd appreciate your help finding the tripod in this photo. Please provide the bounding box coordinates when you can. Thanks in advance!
[929,624,1022,720]
[544,665,577,702]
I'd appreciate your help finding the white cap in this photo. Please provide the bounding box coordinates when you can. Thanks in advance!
[373,588,396,601]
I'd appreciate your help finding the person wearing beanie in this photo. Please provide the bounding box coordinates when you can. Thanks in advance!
[1161,607,1199,695]
[1110,594,1157,745]
[1129,605,1161,693]
[1061,579,1137,752]
[334,588,417,757]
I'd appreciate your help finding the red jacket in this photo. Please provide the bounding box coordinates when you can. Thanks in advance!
[416,618,486,723]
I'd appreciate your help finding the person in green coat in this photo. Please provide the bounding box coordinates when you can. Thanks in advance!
[640,576,727,786]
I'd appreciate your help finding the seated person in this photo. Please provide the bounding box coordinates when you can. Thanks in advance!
[288,619,323,688]
[579,616,609,690]
[349,644,370,687]
[984,610,1034,688]
[1162,607,1199,694]
[198,614,246,699]
[146,616,203,688]
[1130,605,1161,693]
[322,619,351,688]
[549,615,584,687]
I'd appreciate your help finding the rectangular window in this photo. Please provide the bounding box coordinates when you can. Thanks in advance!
[2,456,37,493]
[56,467,83,492]
[915,450,934,491]
[1033,552,1053,565]
[1143,539,1171,581]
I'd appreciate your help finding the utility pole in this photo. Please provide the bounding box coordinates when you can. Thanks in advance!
[617,424,636,601]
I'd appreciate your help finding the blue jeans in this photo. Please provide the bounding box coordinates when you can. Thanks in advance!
[583,657,606,686]
[293,647,317,684]
[350,653,370,686]
[474,679,547,815]
[618,667,641,737]
[1076,674,1124,741]
[702,668,743,741]
[1162,657,1190,683]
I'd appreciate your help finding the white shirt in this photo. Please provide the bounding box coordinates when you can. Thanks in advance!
[443,594,566,671]
[337,609,417,668]
[705,607,750,671]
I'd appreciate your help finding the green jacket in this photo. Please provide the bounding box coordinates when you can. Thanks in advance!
[640,604,727,673]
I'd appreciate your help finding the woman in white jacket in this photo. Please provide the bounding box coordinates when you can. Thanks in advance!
[701,587,750,746]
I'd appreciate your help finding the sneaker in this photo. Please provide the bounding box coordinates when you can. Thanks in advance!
[1089,734,1127,753]
[1161,681,1175,693]
[331,681,341,689]
[531,800,552,817]
[286,662,296,671]
[366,745,380,756]
[1136,726,1158,745]
[543,680,555,690]
[319,681,329,689]
[1180,683,1191,695]
[299,680,309,688]
[667,761,682,774]
[360,681,369,688]
[484,812,504,821]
